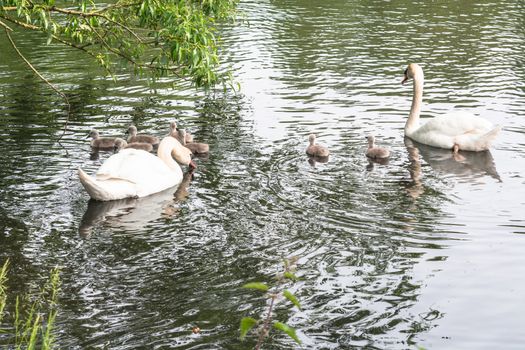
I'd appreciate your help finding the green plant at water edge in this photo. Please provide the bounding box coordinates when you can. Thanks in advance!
[240,257,302,349]
[0,260,9,325]
[0,259,61,349]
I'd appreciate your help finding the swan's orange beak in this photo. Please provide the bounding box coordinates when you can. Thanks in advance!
[189,160,197,170]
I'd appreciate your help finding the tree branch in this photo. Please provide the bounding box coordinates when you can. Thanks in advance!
[48,5,145,43]
[0,19,13,31]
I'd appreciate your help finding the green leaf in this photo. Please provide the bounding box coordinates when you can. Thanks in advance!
[273,322,301,344]
[283,290,301,310]
[242,282,269,292]
[46,31,53,45]
[284,272,298,281]
[239,317,257,340]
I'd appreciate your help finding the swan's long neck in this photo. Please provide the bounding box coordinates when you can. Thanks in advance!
[405,70,424,135]
[157,137,183,175]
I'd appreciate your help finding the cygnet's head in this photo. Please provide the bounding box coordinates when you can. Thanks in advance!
[177,129,187,144]
[88,129,99,139]
[402,63,423,84]
[127,125,138,136]
[366,135,375,146]
[114,138,127,151]
[308,134,316,144]
[169,121,179,136]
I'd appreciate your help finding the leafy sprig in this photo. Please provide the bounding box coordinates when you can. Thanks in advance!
[240,256,302,349]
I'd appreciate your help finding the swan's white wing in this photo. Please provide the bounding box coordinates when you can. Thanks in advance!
[411,112,497,150]
[418,112,493,137]
[96,149,181,197]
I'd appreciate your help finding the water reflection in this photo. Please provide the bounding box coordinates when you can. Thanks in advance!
[307,154,329,167]
[79,171,194,237]
[405,137,500,184]
[1,0,524,348]
[366,156,389,171]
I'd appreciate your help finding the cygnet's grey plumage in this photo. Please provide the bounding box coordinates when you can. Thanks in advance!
[178,129,209,154]
[365,135,390,159]
[126,125,160,146]
[88,129,118,149]
[170,121,193,143]
[114,138,154,152]
[306,134,329,157]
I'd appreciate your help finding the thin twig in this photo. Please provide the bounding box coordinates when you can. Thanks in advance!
[4,28,71,144]
[0,19,13,31]
[48,5,144,43]
[255,294,276,350]
[92,2,143,14]
[84,17,139,65]
[1,13,183,76]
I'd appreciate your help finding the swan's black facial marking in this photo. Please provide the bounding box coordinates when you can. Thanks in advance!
[401,68,409,84]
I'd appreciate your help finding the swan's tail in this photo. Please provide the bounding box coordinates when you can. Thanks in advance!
[78,168,138,201]
[475,125,501,151]
[78,168,107,201]
[458,125,501,152]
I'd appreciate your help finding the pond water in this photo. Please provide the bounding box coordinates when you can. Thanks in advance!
[1,0,525,349]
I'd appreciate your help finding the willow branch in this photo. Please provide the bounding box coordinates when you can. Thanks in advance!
[0,19,13,31]
[83,18,182,77]
[92,2,143,14]
[0,14,40,30]
[84,18,139,65]
[48,6,144,43]
[1,4,144,42]
[4,27,71,142]
[2,13,183,77]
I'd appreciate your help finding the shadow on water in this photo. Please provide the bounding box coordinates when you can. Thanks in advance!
[79,171,194,237]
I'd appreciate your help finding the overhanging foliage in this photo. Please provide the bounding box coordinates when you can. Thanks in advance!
[0,0,238,87]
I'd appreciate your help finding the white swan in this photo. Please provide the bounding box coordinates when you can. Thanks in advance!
[78,136,196,201]
[402,63,500,152]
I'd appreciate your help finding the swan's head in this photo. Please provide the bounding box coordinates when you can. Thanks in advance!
[402,63,423,84]
[114,138,127,152]
[87,129,99,139]
[126,125,138,136]
[308,134,316,144]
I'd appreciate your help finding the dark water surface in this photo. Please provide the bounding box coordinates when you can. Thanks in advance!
[1,0,525,349]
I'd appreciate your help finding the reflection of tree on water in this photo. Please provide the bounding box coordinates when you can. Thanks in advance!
[79,171,194,237]
[404,137,500,200]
